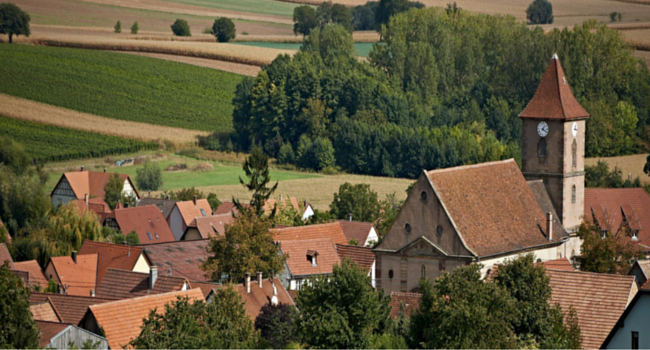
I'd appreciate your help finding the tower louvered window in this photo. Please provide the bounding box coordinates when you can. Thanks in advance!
[571,185,576,204]
[538,139,547,158]
[572,139,577,167]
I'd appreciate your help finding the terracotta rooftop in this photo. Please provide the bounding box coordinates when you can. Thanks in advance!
[0,243,14,269]
[212,277,295,320]
[107,205,175,244]
[535,258,574,271]
[337,220,375,246]
[641,278,650,290]
[141,240,210,282]
[36,321,71,348]
[79,241,146,286]
[389,292,422,318]
[53,170,139,201]
[48,254,98,297]
[213,202,240,215]
[87,288,203,349]
[13,260,48,289]
[137,197,177,220]
[280,238,340,276]
[96,268,187,299]
[427,159,563,257]
[264,196,301,215]
[272,222,348,245]
[30,293,118,324]
[519,55,590,121]
[185,213,234,239]
[190,281,219,299]
[174,199,212,227]
[546,269,637,349]
[30,300,62,322]
[585,188,650,251]
[335,244,375,271]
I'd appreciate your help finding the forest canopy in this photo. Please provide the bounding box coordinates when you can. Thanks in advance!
[232,7,650,178]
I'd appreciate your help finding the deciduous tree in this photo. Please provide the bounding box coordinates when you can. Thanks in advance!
[0,261,39,348]
[0,3,30,43]
[212,17,235,42]
[171,18,190,36]
[254,303,298,348]
[330,182,381,222]
[575,221,643,274]
[103,173,124,210]
[526,0,553,24]
[136,159,163,192]
[130,21,138,34]
[293,5,318,36]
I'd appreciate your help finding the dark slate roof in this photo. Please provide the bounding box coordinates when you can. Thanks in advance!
[96,268,187,299]
[141,240,210,282]
[137,197,178,220]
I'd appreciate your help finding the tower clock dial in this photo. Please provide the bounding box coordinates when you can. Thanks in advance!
[572,122,578,137]
[537,121,549,137]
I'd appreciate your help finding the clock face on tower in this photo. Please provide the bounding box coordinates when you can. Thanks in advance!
[572,122,578,137]
[537,121,549,137]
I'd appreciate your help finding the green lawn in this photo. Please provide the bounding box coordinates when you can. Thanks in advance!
[158,0,304,18]
[0,116,157,163]
[230,42,376,57]
[0,45,243,132]
[46,157,319,192]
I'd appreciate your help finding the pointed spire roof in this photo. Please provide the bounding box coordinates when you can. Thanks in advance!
[519,54,590,120]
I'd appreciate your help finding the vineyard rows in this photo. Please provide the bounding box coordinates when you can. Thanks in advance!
[0,116,157,163]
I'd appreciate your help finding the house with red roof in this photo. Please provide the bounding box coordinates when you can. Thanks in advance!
[181,213,234,241]
[44,252,98,297]
[168,197,212,240]
[141,239,210,282]
[602,282,650,349]
[104,205,175,244]
[264,195,314,221]
[51,167,139,207]
[337,220,379,247]
[277,238,341,291]
[69,196,112,224]
[13,260,48,290]
[78,241,151,286]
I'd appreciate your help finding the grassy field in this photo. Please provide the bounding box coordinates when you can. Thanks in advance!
[585,154,650,183]
[230,41,376,57]
[0,44,242,132]
[156,0,302,18]
[0,116,157,163]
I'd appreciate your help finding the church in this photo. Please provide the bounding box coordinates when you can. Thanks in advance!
[373,54,590,293]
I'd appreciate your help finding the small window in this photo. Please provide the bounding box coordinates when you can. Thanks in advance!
[421,191,428,201]
[200,209,206,217]
[601,230,608,239]
[147,232,153,240]
[632,331,639,350]
[388,270,394,279]
[538,139,547,158]
[421,264,427,279]
[571,185,576,204]
[436,225,443,237]
[632,230,639,241]
[571,139,577,167]
[155,233,160,239]
[405,223,412,233]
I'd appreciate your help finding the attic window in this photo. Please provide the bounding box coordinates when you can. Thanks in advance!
[405,223,412,233]
[538,139,547,158]
[421,191,428,201]
[147,232,153,240]
[601,230,608,239]
[200,209,206,217]
[155,233,160,239]
[307,250,318,266]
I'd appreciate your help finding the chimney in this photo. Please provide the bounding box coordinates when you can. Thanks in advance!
[257,272,263,288]
[166,195,171,200]
[193,195,197,206]
[348,214,352,221]
[84,193,89,206]
[72,251,77,264]
[245,273,251,294]
[547,212,553,241]
[80,166,84,172]
[149,266,158,291]
[90,290,95,297]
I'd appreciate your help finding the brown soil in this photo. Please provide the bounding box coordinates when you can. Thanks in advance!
[113,51,261,76]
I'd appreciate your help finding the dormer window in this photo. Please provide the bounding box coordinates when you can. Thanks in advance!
[632,230,639,241]
[601,230,608,239]
[307,250,318,267]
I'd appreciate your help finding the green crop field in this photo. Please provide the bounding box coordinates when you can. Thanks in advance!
[159,0,304,18]
[230,42,376,57]
[0,45,243,132]
[0,116,157,163]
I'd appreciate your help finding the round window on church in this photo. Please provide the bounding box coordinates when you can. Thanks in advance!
[405,223,412,233]
[421,191,428,201]
[388,270,394,279]
[436,225,443,237]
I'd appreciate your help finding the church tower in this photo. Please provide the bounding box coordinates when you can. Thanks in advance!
[519,54,590,233]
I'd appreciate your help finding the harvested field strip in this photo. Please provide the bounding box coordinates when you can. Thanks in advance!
[0,94,210,145]
[0,116,158,163]
[156,0,303,18]
[0,44,242,132]
[113,51,261,76]
[229,41,376,57]
[585,154,650,183]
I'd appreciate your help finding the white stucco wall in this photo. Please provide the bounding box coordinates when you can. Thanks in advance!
[132,253,150,273]
[605,294,650,349]
[122,179,138,200]
[302,205,314,221]
[365,227,379,247]
[168,207,185,241]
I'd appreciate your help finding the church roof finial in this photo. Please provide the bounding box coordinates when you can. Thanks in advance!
[552,53,558,60]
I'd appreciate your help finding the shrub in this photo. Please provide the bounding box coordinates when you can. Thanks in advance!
[114,20,121,33]
[212,17,236,42]
[131,21,138,34]
[171,19,191,36]
[277,143,295,165]
[526,0,553,24]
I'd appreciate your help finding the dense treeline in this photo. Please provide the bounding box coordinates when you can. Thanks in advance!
[232,7,650,178]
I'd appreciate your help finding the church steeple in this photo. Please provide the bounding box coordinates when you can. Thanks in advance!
[519,54,590,233]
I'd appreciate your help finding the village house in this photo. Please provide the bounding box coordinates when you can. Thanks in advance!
[69,195,112,224]
[141,239,210,282]
[13,260,48,290]
[335,244,376,287]
[264,195,314,221]
[51,167,139,207]
[602,281,650,349]
[337,219,379,247]
[629,259,650,287]
[137,196,178,220]
[78,240,150,286]
[36,320,108,349]
[168,197,212,240]
[373,55,588,293]
[44,252,98,297]
[181,213,234,241]
[103,205,175,244]
[95,267,189,299]
[30,293,118,325]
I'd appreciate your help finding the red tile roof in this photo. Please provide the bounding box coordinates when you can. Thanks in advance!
[213,277,295,320]
[30,300,62,322]
[30,293,118,324]
[213,202,239,215]
[264,196,301,215]
[141,240,209,282]
[0,243,14,269]
[79,241,146,286]
[107,205,175,244]
[174,199,212,227]
[36,321,71,348]
[96,268,187,299]
[585,188,650,250]
[189,281,218,299]
[70,198,111,218]
[272,222,348,245]
[519,55,590,121]
[48,254,98,297]
[335,244,375,271]
[13,260,48,288]
[546,269,637,349]
[427,159,565,257]
[280,238,340,276]
[186,213,234,239]
[535,258,574,271]
[389,292,421,318]
[88,289,203,349]
[53,170,139,201]
[336,220,375,246]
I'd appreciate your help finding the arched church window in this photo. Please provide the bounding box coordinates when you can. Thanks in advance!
[572,139,577,167]
[538,139,547,158]
[421,264,427,279]
[571,185,576,204]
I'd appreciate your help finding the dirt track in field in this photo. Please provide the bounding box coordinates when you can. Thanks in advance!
[113,51,262,76]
